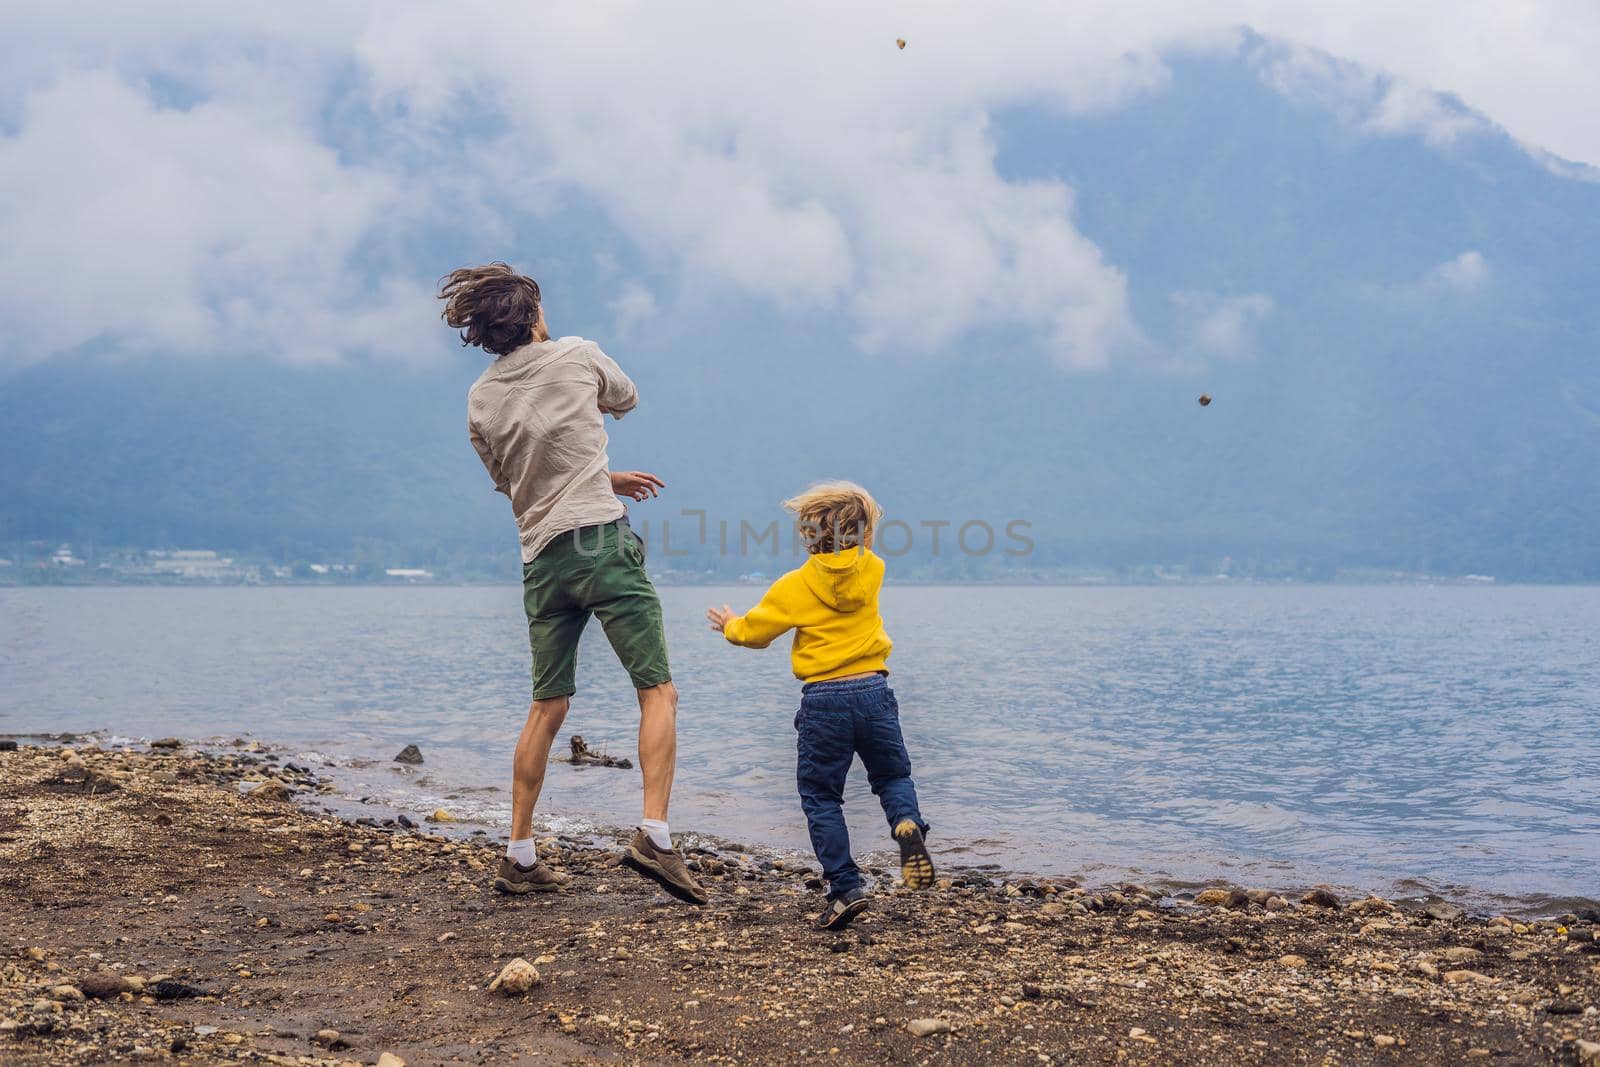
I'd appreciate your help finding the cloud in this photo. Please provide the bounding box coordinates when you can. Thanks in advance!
[1426,251,1490,292]
[0,69,435,367]
[1173,292,1274,364]
[0,3,1595,371]
[1431,251,1490,291]
[609,283,658,339]
[1255,42,1489,149]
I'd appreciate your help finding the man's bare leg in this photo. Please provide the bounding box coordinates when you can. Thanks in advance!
[511,695,569,841]
[619,680,705,902]
[636,681,677,821]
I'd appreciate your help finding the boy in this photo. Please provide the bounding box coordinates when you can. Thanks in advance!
[706,482,934,929]
[441,262,706,905]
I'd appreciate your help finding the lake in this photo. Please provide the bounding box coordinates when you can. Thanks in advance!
[2,584,1596,913]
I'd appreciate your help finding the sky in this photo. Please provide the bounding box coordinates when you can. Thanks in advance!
[2,1,1598,374]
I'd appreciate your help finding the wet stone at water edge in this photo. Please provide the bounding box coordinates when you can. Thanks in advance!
[394,744,424,765]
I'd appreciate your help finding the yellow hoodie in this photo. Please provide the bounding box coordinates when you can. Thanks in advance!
[722,549,893,682]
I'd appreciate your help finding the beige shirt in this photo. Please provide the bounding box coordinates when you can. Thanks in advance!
[467,336,638,563]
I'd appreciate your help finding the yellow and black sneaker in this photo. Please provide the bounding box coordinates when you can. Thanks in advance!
[894,819,935,890]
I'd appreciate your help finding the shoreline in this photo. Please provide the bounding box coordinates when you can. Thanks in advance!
[2,740,1597,1065]
[2,729,1590,922]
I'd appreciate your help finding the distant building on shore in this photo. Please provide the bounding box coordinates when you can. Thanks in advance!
[384,568,434,581]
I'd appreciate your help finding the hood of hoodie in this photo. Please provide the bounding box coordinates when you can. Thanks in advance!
[800,548,884,612]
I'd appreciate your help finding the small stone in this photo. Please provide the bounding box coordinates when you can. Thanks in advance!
[1193,888,1231,907]
[1546,999,1583,1015]
[393,745,424,765]
[313,1028,345,1049]
[1434,946,1481,963]
[1302,887,1342,909]
[377,1054,406,1067]
[428,808,455,823]
[999,995,1016,1007]
[1278,955,1307,968]
[1021,982,1042,999]
[150,738,183,749]
[1443,969,1493,985]
[906,1018,951,1038]
[1373,1034,1397,1047]
[149,979,204,1000]
[1423,900,1464,922]
[79,970,131,999]
[1574,1039,1600,1065]
[249,779,291,801]
[49,985,85,1001]
[489,958,541,996]
[0,740,19,752]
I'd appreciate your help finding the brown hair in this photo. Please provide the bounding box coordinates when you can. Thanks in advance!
[783,481,883,554]
[438,262,542,356]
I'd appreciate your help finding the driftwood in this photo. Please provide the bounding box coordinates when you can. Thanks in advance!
[565,734,632,770]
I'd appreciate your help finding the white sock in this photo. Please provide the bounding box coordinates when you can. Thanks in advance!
[506,838,537,866]
[641,819,672,850]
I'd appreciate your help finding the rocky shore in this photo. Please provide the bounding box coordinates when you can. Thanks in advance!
[2,740,1597,1065]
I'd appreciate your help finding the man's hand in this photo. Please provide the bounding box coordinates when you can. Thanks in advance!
[706,604,736,633]
[611,470,664,501]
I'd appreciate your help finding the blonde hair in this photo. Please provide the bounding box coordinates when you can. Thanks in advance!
[783,481,883,554]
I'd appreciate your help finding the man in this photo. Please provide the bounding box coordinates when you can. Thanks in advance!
[439,262,706,904]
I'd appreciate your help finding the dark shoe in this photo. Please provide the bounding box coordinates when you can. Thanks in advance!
[816,887,868,930]
[493,856,568,894]
[621,829,708,905]
[894,819,935,890]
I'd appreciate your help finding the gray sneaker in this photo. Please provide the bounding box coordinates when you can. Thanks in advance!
[816,887,869,930]
[621,828,708,905]
[493,857,568,895]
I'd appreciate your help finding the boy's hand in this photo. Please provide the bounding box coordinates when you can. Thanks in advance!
[706,604,736,633]
[611,470,664,501]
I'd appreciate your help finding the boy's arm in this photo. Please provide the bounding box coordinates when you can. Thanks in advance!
[718,579,799,649]
[469,419,511,497]
[589,343,638,419]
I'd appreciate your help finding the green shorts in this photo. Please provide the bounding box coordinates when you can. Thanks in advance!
[523,520,671,700]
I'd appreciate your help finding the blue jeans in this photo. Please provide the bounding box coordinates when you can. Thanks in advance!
[794,674,928,899]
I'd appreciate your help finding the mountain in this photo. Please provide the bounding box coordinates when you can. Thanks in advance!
[3,54,1597,581]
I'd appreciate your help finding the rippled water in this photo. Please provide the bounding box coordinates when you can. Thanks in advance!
[2,585,1596,911]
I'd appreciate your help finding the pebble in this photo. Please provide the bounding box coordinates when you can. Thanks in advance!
[489,958,541,996]
[150,738,183,749]
[393,745,424,765]
[248,779,291,801]
[149,979,204,1000]
[1302,887,1342,909]
[48,985,85,1001]
[79,970,131,999]
[1574,1039,1600,1065]
[1434,946,1481,963]
[313,1028,346,1049]
[1278,955,1308,968]
[906,1018,951,1038]
[1373,1034,1397,1047]
[1443,969,1494,985]
[377,1054,407,1067]
[428,809,455,823]
[1423,900,1464,922]
[1193,888,1230,907]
